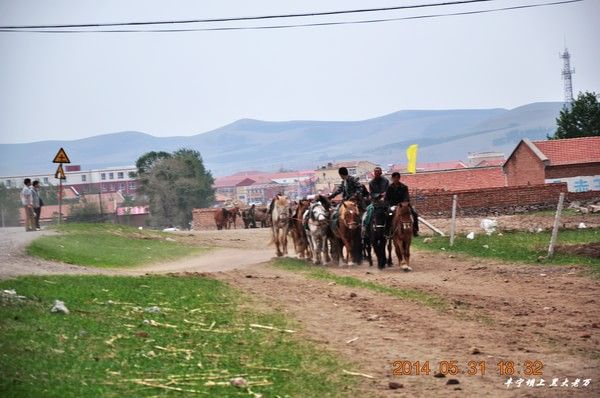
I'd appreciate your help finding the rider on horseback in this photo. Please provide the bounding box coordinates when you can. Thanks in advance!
[385,172,420,237]
[368,167,389,201]
[364,166,389,228]
[327,167,367,208]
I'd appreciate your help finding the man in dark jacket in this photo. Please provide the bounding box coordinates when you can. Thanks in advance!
[368,166,389,202]
[328,167,366,209]
[385,172,419,236]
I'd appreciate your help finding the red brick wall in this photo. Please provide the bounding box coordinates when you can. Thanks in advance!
[568,191,600,202]
[414,183,569,216]
[545,163,600,179]
[192,208,218,230]
[401,167,506,191]
[504,143,546,186]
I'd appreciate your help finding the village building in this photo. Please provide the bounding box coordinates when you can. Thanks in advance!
[503,137,600,192]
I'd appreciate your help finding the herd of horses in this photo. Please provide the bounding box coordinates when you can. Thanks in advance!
[213,195,415,270]
[213,206,270,230]
[268,195,415,271]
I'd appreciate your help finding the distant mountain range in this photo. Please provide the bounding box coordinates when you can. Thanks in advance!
[0,102,564,177]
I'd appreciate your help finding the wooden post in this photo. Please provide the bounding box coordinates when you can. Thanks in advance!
[419,217,446,237]
[450,194,458,246]
[547,192,565,257]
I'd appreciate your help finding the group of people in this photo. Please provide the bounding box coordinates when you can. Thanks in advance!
[327,166,419,236]
[20,178,44,232]
[267,166,420,236]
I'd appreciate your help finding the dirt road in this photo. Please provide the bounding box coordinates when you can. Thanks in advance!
[1,225,598,397]
[0,227,271,279]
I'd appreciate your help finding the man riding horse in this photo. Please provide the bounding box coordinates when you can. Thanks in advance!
[368,166,389,201]
[385,172,420,237]
[327,167,367,210]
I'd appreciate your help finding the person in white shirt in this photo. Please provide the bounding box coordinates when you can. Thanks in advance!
[20,178,35,231]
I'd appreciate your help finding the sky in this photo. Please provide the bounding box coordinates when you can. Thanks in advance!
[0,0,598,144]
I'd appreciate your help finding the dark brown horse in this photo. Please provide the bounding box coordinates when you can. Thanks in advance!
[391,202,413,271]
[253,207,271,228]
[331,200,362,266]
[214,207,240,230]
[290,199,311,260]
[214,208,228,230]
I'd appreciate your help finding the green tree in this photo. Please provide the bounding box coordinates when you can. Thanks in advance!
[136,149,214,228]
[69,198,102,223]
[135,151,171,175]
[551,91,600,139]
[0,185,21,227]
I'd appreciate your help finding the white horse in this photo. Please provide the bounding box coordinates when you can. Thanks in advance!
[305,202,331,265]
[270,195,291,257]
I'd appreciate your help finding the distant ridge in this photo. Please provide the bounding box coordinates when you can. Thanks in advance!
[0,102,563,177]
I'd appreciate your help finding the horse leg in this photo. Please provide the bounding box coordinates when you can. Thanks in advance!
[386,238,393,266]
[404,239,412,271]
[274,228,283,257]
[367,237,373,267]
[393,239,404,266]
[314,235,322,265]
[324,236,331,264]
[291,229,301,258]
[306,232,315,263]
[343,240,353,266]
[282,227,288,256]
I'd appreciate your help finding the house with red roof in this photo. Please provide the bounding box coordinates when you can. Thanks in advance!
[503,137,600,192]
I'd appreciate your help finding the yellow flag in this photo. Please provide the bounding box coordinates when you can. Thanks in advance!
[406,144,418,174]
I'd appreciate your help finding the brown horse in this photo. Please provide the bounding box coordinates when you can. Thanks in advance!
[391,202,413,271]
[214,208,229,230]
[227,207,240,229]
[214,207,240,230]
[269,195,291,257]
[331,200,362,266]
[290,199,311,260]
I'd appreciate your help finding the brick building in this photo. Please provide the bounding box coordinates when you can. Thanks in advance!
[503,137,600,192]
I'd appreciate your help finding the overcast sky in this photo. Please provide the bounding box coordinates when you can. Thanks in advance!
[0,0,598,144]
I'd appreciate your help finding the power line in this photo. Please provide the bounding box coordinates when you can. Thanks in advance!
[0,0,503,29]
[0,0,583,34]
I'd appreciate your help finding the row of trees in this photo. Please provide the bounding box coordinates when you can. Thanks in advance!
[136,149,215,228]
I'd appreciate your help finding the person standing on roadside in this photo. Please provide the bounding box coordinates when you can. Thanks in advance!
[31,180,44,230]
[20,178,35,231]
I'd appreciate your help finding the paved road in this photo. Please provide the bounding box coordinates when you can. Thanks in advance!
[0,227,273,280]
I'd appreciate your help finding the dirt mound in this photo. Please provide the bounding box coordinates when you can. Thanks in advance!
[556,242,600,259]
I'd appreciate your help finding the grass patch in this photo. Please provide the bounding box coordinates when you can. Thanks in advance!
[27,223,207,268]
[413,229,600,273]
[0,275,359,398]
[272,258,448,310]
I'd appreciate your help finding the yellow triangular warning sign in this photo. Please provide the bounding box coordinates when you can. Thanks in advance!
[53,147,71,164]
[54,164,66,180]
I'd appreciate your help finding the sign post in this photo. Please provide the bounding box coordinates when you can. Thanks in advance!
[52,148,70,225]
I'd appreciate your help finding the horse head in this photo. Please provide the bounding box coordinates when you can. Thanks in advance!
[310,202,328,223]
[273,195,291,223]
[372,201,389,229]
[394,202,413,231]
[340,200,360,230]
